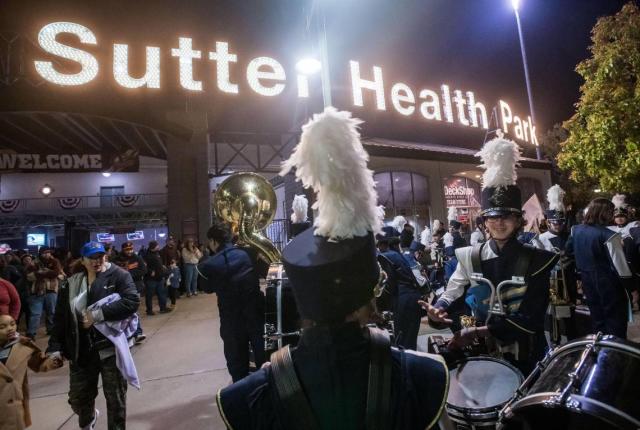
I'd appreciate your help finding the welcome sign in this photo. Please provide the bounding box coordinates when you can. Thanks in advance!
[33,21,538,146]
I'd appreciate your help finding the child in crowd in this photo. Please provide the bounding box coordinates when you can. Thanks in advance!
[0,314,62,430]
[167,259,182,307]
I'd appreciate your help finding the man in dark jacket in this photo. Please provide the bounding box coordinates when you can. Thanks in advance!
[114,242,147,343]
[198,221,265,382]
[143,241,171,315]
[47,241,140,430]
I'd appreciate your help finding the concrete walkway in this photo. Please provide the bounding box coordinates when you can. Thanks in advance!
[25,291,640,429]
[28,293,229,430]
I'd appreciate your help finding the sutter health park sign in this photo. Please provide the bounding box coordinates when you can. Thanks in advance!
[33,21,538,146]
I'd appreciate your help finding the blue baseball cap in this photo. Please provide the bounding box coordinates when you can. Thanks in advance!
[81,241,106,258]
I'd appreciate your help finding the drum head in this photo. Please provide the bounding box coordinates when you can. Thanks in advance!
[447,357,523,411]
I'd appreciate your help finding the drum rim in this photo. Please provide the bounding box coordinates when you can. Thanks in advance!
[548,335,640,360]
[506,392,640,430]
[447,355,524,413]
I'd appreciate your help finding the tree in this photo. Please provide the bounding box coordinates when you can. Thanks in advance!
[540,124,595,209]
[558,2,640,193]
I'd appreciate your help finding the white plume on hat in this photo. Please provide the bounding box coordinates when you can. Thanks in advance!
[475,137,522,189]
[432,219,442,231]
[547,185,566,212]
[420,226,432,246]
[280,107,383,239]
[612,194,627,210]
[447,206,458,222]
[291,194,308,223]
[392,215,407,233]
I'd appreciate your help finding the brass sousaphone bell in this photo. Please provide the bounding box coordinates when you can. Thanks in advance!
[212,172,281,264]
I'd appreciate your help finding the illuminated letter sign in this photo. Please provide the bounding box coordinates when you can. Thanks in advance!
[34,22,99,86]
[32,21,539,146]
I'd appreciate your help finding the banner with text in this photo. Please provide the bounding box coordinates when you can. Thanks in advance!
[0,150,139,173]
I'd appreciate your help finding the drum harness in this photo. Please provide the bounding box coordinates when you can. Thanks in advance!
[270,326,392,430]
[469,242,535,360]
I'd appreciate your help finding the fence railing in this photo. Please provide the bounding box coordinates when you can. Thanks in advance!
[265,219,289,252]
[0,193,168,214]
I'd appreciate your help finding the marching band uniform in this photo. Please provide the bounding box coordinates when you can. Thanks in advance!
[217,108,449,430]
[608,195,640,297]
[539,185,578,344]
[378,237,423,350]
[469,217,486,246]
[566,222,633,338]
[432,137,557,374]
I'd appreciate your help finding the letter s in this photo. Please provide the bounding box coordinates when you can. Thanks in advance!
[34,22,98,86]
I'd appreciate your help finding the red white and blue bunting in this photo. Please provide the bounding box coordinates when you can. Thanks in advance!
[0,200,21,213]
[117,195,139,207]
[58,197,81,210]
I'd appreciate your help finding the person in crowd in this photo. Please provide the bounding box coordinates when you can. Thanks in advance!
[26,248,63,339]
[443,224,467,284]
[566,198,634,338]
[160,236,180,268]
[376,235,423,350]
[0,313,63,430]
[0,255,23,290]
[181,238,202,297]
[217,108,450,430]
[47,241,140,430]
[167,258,181,307]
[423,137,557,374]
[114,242,147,343]
[470,216,486,246]
[0,277,20,321]
[609,194,640,309]
[199,221,265,382]
[399,222,416,252]
[15,255,33,325]
[103,244,118,262]
[143,241,171,315]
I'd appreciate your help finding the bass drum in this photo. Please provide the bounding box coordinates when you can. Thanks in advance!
[447,357,524,429]
[264,263,300,356]
[499,334,640,430]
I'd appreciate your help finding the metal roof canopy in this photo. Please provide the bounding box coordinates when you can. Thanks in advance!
[0,111,170,159]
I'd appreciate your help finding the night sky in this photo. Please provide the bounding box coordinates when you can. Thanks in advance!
[0,0,628,156]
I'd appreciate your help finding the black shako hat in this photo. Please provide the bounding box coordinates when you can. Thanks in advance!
[480,186,523,217]
[282,229,379,322]
[279,107,383,323]
[476,135,523,217]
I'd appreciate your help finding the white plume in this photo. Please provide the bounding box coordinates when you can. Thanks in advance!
[432,219,442,231]
[475,137,522,189]
[443,232,454,248]
[546,185,566,212]
[280,107,383,239]
[291,194,308,223]
[612,194,627,209]
[447,207,458,222]
[420,226,432,246]
[392,215,407,233]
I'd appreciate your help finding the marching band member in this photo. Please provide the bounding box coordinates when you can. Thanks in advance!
[216,107,450,430]
[422,137,557,374]
[567,198,635,338]
[470,216,486,246]
[289,194,311,239]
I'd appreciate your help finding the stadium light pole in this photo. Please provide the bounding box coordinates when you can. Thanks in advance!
[512,0,542,160]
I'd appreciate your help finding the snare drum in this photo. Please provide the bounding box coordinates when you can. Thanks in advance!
[499,334,640,430]
[447,357,524,429]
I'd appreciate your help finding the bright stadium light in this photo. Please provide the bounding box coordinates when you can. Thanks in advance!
[296,58,322,75]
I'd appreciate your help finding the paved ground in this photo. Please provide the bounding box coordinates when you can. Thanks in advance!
[25,292,640,430]
[28,293,229,430]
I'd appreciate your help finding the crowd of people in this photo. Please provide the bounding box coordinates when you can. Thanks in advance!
[1,109,639,430]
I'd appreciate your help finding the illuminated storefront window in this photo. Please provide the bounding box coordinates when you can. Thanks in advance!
[374,171,430,236]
